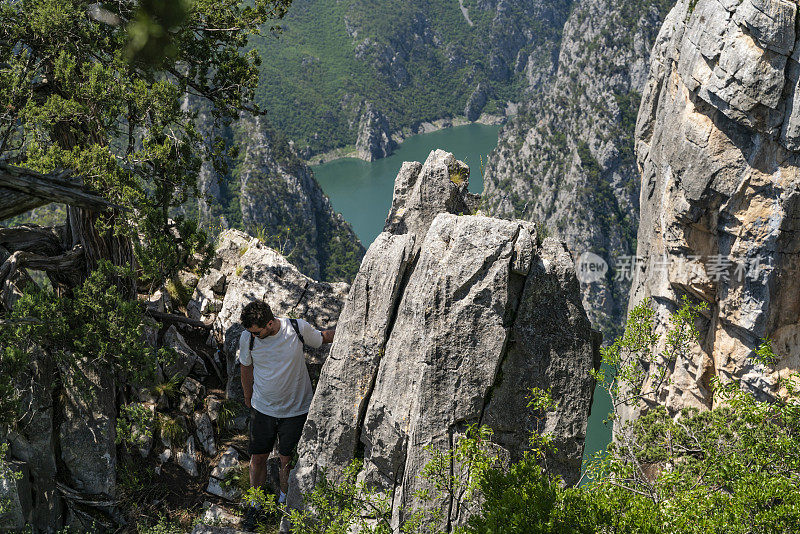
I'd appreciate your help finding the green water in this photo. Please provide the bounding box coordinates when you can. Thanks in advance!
[583,365,613,480]
[313,123,498,245]
[312,122,612,473]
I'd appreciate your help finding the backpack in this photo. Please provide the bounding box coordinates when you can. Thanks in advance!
[248,318,305,352]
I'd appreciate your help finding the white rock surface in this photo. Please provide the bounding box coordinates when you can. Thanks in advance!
[176,437,199,477]
[194,412,217,456]
[206,447,242,501]
[287,151,599,531]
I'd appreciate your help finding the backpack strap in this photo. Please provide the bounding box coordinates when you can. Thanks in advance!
[248,319,305,352]
[289,318,305,346]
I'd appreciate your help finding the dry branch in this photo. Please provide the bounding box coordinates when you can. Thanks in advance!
[0,163,123,220]
[144,309,213,329]
[0,245,85,282]
[0,225,63,255]
[0,188,49,220]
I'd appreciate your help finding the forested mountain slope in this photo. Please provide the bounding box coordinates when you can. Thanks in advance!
[184,113,365,283]
[249,0,575,157]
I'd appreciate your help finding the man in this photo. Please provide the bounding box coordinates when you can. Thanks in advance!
[238,301,334,520]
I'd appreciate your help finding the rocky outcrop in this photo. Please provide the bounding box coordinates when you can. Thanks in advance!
[628,0,800,419]
[355,104,396,161]
[188,229,350,399]
[464,83,489,122]
[383,151,480,239]
[287,150,600,531]
[1,352,121,532]
[59,361,117,497]
[0,471,24,531]
[5,355,63,531]
[482,0,673,340]
[193,114,365,283]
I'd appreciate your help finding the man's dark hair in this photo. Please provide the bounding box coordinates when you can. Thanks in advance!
[241,301,275,329]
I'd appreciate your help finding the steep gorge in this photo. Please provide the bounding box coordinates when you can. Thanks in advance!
[482,0,674,340]
[248,0,576,158]
[188,113,365,283]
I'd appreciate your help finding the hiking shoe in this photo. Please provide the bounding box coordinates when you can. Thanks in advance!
[241,505,259,531]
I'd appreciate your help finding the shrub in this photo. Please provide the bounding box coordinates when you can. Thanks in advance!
[0,261,161,424]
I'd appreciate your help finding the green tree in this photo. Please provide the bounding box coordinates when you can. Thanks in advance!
[0,0,290,293]
[0,0,290,425]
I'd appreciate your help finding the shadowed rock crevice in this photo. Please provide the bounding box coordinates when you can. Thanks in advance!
[352,247,419,464]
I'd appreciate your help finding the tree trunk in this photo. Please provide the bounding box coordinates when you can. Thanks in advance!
[65,206,137,298]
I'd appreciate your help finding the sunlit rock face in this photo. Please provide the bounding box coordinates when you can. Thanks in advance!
[628,0,800,423]
[287,150,600,532]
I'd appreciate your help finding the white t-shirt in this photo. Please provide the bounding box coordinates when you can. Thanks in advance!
[238,318,323,418]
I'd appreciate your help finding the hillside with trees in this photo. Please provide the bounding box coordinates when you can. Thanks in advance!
[247,0,575,157]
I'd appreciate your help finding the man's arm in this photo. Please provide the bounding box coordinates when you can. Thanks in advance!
[321,328,335,344]
[241,363,254,408]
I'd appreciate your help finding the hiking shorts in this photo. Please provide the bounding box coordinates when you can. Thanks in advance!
[249,409,308,457]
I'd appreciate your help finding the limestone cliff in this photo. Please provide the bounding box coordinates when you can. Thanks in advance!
[355,103,396,161]
[482,0,674,340]
[629,0,800,418]
[287,150,600,531]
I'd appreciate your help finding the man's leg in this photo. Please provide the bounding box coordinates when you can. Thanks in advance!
[243,409,278,530]
[276,413,308,502]
[250,453,270,488]
[249,409,278,490]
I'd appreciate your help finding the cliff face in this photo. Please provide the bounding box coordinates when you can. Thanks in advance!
[194,115,365,283]
[355,104,396,161]
[481,0,674,341]
[287,150,600,531]
[629,0,800,418]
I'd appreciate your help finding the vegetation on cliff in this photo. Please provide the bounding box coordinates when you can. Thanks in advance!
[248,0,575,155]
[185,117,364,283]
[244,299,800,534]
[0,0,288,519]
